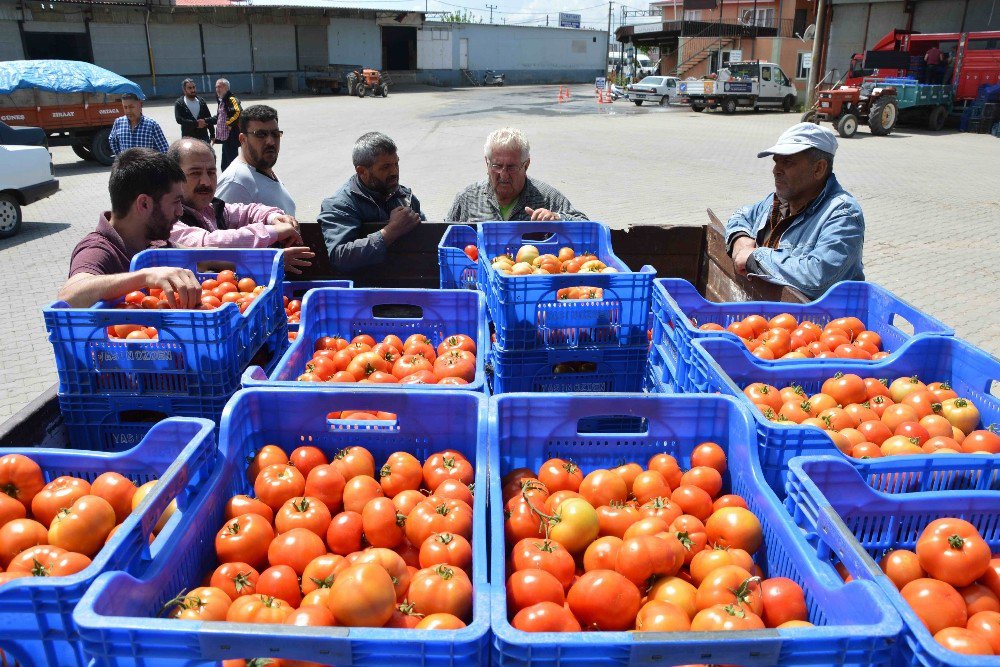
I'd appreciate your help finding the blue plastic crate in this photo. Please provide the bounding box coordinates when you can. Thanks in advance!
[283,279,353,334]
[439,224,479,290]
[75,388,490,666]
[0,418,215,667]
[645,329,680,394]
[489,394,901,666]
[44,248,285,399]
[488,343,647,394]
[652,279,955,392]
[692,335,1000,499]
[785,455,1000,667]
[244,287,490,392]
[476,221,654,350]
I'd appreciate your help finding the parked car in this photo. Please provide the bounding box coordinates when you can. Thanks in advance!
[627,76,682,106]
[0,137,58,238]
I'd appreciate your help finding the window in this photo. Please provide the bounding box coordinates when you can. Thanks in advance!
[740,8,774,27]
[683,10,702,20]
[761,66,772,81]
[796,52,811,79]
[776,69,790,86]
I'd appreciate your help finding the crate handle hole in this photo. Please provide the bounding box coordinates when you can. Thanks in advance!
[890,313,915,336]
[551,361,598,375]
[521,232,557,243]
[577,415,649,435]
[327,411,400,431]
[117,409,168,424]
[197,260,237,273]
[371,304,423,319]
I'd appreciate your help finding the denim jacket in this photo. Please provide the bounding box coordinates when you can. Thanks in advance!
[725,174,865,299]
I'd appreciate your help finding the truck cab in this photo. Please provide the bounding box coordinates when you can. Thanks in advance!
[680,61,798,114]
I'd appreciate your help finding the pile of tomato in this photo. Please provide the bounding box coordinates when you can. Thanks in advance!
[866,519,1000,656]
[0,454,171,586]
[501,445,814,633]
[108,270,265,340]
[169,443,476,630]
[297,333,477,385]
[697,314,889,361]
[745,373,999,458]
[490,245,618,277]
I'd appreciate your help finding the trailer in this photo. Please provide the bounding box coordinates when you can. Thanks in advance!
[680,61,798,114]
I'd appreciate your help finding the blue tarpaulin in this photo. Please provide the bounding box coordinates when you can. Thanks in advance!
[0,60,145,98]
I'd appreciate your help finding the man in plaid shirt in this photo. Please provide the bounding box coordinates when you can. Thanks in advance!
[108,93,169,155]
[446,127,588,222]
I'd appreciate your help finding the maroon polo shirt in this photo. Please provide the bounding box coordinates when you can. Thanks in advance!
[68,213,134,277]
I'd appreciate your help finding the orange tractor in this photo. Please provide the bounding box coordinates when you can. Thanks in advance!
[347,69,389,98]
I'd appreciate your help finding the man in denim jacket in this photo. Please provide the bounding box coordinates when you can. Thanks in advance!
[726,123,865,299]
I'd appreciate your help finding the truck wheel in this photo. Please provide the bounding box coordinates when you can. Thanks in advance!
[0,193,22,239]
[782,95,795,112]
[357,85,366,98]
[721,98,737,114]
[690,103,704,112]
[380,84,389,97]
[928,105,948,131]
[72,143,95,161]
[90,128,114,166]
[836,113,859,138]
[868,98,898,136]
[801,110,819,124]
[633,100,643,106]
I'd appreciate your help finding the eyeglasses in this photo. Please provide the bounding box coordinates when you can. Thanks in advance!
[488,161,527,174]
[246,129,283,140]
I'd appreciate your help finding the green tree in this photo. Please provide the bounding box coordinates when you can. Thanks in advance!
[442,9,482,23]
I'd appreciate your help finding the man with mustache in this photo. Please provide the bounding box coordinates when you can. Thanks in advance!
[59,148,201,308]
[446,127,588,222]
[726,122,864,299]
[319,132,424,273]
[216,105,296,216]
[167,138,314,275]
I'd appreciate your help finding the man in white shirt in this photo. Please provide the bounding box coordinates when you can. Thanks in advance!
[216,104,296,215]
[174,79,214,143]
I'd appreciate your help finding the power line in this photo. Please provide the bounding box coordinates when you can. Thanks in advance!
[485,3,497,22]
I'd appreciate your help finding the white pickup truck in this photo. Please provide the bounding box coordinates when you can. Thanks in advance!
[0,122,59,238]
[679,61,798,114]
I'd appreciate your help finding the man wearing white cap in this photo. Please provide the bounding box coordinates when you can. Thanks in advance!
[726,122,865,299]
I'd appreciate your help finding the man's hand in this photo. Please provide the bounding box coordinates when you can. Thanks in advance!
[272,214,300,232]
[271,221,304,245]
[731,237,758,276]
[525,207,561,221]
[380,207,421,245]
[197,119,206,128]
[142,267,202,309]
[282,247,315,275]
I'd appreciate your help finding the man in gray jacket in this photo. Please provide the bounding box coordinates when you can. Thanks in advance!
[319,132,425,274]
[446,127,588,222]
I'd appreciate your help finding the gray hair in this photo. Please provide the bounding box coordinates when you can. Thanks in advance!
[167,137,214,165]
[803,147,834,178]
[484,127,530,162]
[352,132,397,168]
[182,78,196,89]
[216,78,230,89]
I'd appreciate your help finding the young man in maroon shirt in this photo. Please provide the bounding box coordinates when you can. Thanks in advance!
[58,147,203,308]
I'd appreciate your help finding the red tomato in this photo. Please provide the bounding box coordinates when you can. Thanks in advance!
[7,545,91,577]
[256,564,303,608]
[933,627,995,655]
[406,498,473,547]
[880,549,925,590]
[511,601,582,632]
[967,610,1000,654]
[289,446,327,477]
[90,472,137,524]
[274,496,332,537]
[0,518,49,567]
[254,464,306,513]
[760,577,808,628]
[328,563,397,627]
[210,561,260,600]
[434,352,476,383]
[900,578,968,635]
[215,513,274,570]
[423,451,475,490]
[567,569,643,631]
[408,564,474,620]
[691,442,727,474]
[31,476,92,528]
[325,511,364,555]
[437,334,476,356]
[635,600,692,631]
[511,538,576,591]
[915,518,991,586]
[463,245,479,262]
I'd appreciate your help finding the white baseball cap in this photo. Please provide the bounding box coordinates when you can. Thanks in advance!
[757,122,839,158]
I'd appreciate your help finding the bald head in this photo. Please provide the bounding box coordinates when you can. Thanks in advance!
[169,138,218,210]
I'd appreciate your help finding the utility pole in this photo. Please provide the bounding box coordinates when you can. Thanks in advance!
[486,3,497,23]
[607,1,613,72]
[805,0,827,108]
[546,14,549,26]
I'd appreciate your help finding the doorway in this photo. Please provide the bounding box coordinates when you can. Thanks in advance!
[23,31,92,61]
[382,26,417,70]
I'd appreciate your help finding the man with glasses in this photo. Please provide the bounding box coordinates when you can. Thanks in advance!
[446,127,588,222]
[216,105,296,215]
[319,132,424,273]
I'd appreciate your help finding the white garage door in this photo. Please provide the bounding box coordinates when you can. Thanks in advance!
[148,23,203,75]
[254,24,297,72]
[203,24,252,73]
[90,23,150,76]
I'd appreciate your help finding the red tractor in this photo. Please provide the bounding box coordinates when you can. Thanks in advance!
[806,82,900,138]
[347,69,389,98]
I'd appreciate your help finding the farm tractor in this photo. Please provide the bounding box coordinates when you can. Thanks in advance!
[803,81,899,138]
[347,69,389,98]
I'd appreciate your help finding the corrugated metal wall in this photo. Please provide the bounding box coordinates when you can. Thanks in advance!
[440,23,606,71]
[203,24,252,73]
[90,23,150,76]
[0,20,23,60]
[148,23,203,75]
[253,24,297,71]
[297,24,328,68]
[328,18,380,67]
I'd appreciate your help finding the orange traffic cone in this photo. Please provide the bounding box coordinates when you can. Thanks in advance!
[558,87,564,103]
[564,86,571,100]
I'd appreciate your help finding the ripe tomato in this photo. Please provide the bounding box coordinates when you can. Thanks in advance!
[691,442,727,474]
[894,421,931,445]
[416,613,467,630]
[0,454,45,512]
[408,564,473,620]
[437,334,476,356]
[342,475,384,514]
[648,576,698,619]
[257,564,303,608]
[670,485,714,522]
[960,583,1000,615]
[858,419,893,446]
[918,414,955,439]
[328,563,397,627]
[916,518,991,586]
[288,446,327,478]
[215,513,274,570]
[0,518,48,567]
[346,351,391,381]
[433,352,476,383]
[31,476,93,528]
[933,627,995,655]
[680,467,723,499]
[379,451,422,497]
[433,479,475,506]
[406,498,473,546]
[967,610,1000,654]
[301,553,347,594]
[537,458,584,493]
[647,454,683,489]
[275,496,332,537]
[511,601,581,632]
[48,494,116,557]
[303,464,346,513]
[246,445,288,483]
[926,381,959,403]
[880,549,925,590]
[7,544,91,577]
[596,502,640,539]
[395,489,431,517]
[615,534,682,586]
[285,605,336,627]
[361,497,406,548]
[695,565,761,614]
[325,511,363,556]
[567,569,642,631]
[744,384,782,412]
[169,586,232,621]
[210,561,260,599]
[768,313,798,331]
[356,548,411,601]
[821,373,868,406]
[760,577,808,628]
[881,404,920,432]
[254,464,306,513]
[624,516,670,540]
[268,527,326,574]
[632,470,671,505]
[940,398,981,435]
[578,469,628,507]
[635,600,691,631]
[420,532,473,572]
[89,472,137,524]
[226,594,292,624]
[612,463,643,493]
[423,451,475,490]
[639,496,683,524]
[583,535,623,572]
[0,493,26,526]
[385,601,423,629]
[900,577,968,635]
[962,429,1000,454]
[511,538,576,590]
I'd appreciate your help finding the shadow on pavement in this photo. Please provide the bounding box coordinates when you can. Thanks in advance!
[0,221,72,251]
[54,160,111,177]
